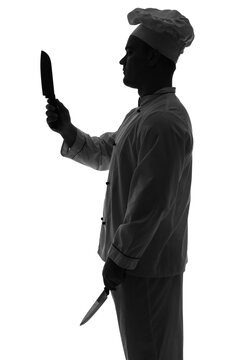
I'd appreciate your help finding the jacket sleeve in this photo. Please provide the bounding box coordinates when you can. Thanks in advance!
[108,112,186,270]
[60,127,117,171]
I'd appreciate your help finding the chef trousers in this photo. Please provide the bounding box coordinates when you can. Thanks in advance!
[111,273,184,360]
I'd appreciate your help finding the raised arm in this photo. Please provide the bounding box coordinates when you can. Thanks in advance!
[61,128,116,171]
[45,99,116,170]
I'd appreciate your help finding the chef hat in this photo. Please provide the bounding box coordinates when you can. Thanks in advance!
[127,8,194,64]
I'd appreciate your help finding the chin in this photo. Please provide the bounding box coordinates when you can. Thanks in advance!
[123,76,138,89]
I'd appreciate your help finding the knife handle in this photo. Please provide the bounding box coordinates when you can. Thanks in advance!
[47,96,61,118]
[104,287,110,295]
[47,96,57,107]
[95,288,109,303]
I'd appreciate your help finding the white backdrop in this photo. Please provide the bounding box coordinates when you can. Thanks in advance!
[1,0,240,359]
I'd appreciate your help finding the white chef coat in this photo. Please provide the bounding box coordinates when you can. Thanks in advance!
[60,87,193,277]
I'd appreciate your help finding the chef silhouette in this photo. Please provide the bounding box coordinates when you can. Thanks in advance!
[45,7,194,360]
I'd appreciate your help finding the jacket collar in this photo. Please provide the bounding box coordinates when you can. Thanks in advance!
[138,87,176,107]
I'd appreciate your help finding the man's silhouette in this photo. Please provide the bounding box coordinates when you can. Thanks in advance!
[45,8,194,360]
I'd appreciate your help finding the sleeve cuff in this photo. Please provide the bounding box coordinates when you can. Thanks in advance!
[108,244,140,270]
[60,128,86,159]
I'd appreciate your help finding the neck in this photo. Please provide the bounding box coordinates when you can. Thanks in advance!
[138,72,173,97]
[138,82,172,97]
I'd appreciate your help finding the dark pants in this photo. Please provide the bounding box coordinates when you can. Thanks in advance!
[111,273,184,360]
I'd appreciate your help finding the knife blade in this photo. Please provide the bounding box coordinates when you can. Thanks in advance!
[40,50,56,104]
[80,287,110,326]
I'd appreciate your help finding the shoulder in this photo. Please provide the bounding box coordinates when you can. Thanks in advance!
[140,110,184,140]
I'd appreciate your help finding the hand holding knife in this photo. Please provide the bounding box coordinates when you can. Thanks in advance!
[80,258,127,326]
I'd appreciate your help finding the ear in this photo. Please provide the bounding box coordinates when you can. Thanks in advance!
[148,49,161,67]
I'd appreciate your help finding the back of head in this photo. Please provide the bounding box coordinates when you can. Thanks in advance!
[140,39,176,76]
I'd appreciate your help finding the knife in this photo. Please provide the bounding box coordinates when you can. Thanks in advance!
[80,286,110,326]
[40,50,57,106]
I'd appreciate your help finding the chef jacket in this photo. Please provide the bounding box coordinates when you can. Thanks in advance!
[60,87,193,278]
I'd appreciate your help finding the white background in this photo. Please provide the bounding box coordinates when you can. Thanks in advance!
[1,0,240,359]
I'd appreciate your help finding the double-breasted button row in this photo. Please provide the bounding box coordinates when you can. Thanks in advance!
[101,181,110,225]
[101,217,106,225]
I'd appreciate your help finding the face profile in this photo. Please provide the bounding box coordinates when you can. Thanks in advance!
[119,35,151,89]
[119,35,176,96]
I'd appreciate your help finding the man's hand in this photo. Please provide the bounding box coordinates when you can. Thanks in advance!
[45,99,77,147]
[102,258,127,291]
[45,99,71,135]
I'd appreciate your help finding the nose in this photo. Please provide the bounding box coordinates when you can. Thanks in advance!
[119,54,126,66]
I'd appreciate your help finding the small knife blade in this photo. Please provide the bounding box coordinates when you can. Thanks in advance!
[40,50,56,103]
[80,287,110,326]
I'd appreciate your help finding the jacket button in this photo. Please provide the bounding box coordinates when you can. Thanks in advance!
[101,217,103,220]
[106,181,110,185]
[102,221,106,225]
